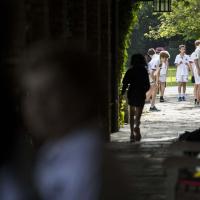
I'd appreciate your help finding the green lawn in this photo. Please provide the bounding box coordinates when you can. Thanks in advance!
[166,67,193,87]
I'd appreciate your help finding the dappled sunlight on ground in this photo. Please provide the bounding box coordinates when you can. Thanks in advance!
[112,86,200,142]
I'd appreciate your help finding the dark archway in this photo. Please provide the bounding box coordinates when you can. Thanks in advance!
[1,0,142,141]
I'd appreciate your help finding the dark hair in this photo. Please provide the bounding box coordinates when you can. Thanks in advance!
[155,47,165,53]
[144,54,151,63]
[130,54,147,68]
[147,48,156,56]
[195,40,200,46]
[16,40,105,137]
[179,44,186,49]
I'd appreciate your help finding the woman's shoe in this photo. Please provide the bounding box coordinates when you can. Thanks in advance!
[134,127,141,141]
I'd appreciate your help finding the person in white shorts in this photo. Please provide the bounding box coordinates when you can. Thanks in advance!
[174,45,190,101]
[189,52,199,104]
[146,48,160,111]
[158,51,170,102]
[194,40,200,104]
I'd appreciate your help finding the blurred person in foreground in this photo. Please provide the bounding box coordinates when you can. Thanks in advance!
[17,40,105,200]
[17,39,133,200]
[121,54,150,142]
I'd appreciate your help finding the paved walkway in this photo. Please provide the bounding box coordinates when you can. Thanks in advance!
[109,86,200,200]
[111,86,200,142]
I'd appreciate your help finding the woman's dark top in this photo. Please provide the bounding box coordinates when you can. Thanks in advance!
[121,66,150,106]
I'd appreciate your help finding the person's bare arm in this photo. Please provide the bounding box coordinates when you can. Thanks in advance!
[189,62,194,75]
[155,64,161,85]
[175,60,183,67]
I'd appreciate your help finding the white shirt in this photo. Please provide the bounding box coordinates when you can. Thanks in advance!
[174,54,190,76]
[148,54,160,72]
[194,46,200,66]
[190,52,197,72]
[160,62,168,76]
[35,128,103,200]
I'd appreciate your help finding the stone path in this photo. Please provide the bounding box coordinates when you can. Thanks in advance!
[111,86,200,142]
[109,86,200,200]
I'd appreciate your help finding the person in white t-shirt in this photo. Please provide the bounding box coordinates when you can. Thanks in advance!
[146,48,160,111]
[189,52,198,104]
[174,45,190,101]
[193,40,200,104]
[158,51,170,102]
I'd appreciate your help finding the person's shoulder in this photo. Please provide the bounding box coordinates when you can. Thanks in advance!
[148,59,153,65]
[174,54,180,61]
[126,68,133,73]
[124,68,133,75]
[152,54,159,60]
[195,47,200,53]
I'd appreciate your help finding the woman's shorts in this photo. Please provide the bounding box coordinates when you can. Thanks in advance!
[128,97,145,107]
[159,75,166,83]
[176,75,188,83]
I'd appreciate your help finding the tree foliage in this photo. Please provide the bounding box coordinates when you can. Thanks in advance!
[118,1,140,76]
[145,0,200,41]
[129,2,168,57]
[118,1,140,127]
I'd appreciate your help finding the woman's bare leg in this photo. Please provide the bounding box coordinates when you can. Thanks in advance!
[134,106,144,141]
[146,85,153,102]
[150,83,158,108]
[178,82,182,97]
[194,84,198,104]
[160,82,165,97]
[129,106,135,141]
[197,84,200,103]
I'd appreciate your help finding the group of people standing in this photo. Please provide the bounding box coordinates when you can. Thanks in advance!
[121,39,200,142]
[174,41,200,104]
[146,47,170,111]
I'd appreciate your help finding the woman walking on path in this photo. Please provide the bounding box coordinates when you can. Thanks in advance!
[121,54,150,142]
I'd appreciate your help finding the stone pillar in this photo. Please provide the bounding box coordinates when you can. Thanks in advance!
[111,0,120,133]
[99,0,112,141]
